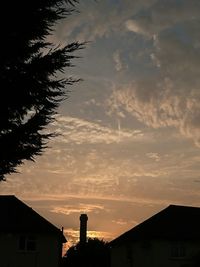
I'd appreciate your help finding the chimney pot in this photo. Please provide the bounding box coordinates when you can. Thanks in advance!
[80,214,88,244]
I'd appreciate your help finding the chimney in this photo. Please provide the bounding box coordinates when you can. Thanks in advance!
[79,214,88,244]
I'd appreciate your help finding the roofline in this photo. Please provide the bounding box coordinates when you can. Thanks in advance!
[110,204,200,246]
[0,195,67,243]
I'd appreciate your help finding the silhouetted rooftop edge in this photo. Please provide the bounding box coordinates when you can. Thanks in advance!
[0,195,66,243]
[110,204,200,247]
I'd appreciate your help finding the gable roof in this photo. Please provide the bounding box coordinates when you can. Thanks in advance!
[110,205,200,246]
[0,195,66,243]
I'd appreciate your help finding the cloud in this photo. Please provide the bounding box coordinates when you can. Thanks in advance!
[108,1,200,147]
[125,0,200,36]
[50,203,105,215]
[108,82,200,146]
[113,50,123,72]
[112,219,129,226]
[50,115,143,144]
[52,0,157,43]
[146,152,160,162]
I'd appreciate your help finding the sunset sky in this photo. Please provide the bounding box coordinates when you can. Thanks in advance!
[1,0,200,249]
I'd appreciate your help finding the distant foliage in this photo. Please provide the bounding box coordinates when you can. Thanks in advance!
[0,0,84,180]
[62,238,111,267]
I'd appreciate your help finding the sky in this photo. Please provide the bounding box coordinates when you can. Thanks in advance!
[1,0,200,250]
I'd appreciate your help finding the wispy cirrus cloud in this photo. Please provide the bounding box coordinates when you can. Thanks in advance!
[51,115,144,144]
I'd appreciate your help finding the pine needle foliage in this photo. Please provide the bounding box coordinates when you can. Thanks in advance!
[0,0,84,180]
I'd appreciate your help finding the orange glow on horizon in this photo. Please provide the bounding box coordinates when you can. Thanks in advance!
[63,229,114,251]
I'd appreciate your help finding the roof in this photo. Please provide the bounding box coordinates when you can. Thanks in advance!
[110,205,200,246]
[0,195,66,243]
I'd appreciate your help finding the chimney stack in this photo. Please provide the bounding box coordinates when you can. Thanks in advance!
[79,214,88,244]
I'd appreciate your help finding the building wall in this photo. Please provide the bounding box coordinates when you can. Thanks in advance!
[111,239,200,267]
[0,232,62,267]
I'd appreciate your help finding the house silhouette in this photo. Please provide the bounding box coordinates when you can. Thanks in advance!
[0,195,66,267]
[110,205,200,267]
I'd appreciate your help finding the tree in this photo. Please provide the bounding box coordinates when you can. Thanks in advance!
[0,0,84,180]
[62,238,111,267]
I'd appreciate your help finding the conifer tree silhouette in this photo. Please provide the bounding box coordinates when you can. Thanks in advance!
[0,0,83,180]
